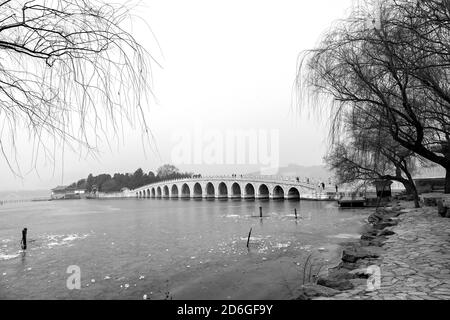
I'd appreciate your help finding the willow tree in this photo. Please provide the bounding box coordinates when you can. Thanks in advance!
[0,0,153,175]
[298,0,450,193]
[326,109,421,207]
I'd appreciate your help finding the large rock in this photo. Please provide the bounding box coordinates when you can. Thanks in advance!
[378,229,395,236]
[330,261,360,272]
[373,219,398,230]
[317,277,354,291]
[342,247,380,263]
[371,207,405,220]
[368,212,384,224]
[327,269,357,280]
[389,209,405,218]
[348,267,371,278]
[423,197,438,207]
[295,292,309,300]
[360,238,385,247]
[298,284,340,298]
[361,233,377,241]
[349,278,368,287]
[437,200,448,217]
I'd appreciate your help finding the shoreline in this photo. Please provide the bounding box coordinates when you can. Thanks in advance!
[296,200,450,300]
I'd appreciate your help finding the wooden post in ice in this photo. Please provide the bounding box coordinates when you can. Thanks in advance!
[259,206,263,218]
[21,228,27,250]
[246,228,253,248]
[295,208,298,220]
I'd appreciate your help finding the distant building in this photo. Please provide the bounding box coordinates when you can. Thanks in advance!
[372,180,393,198]
[51,186,84,200]
[413,177,446,194]
[51,186,67,199]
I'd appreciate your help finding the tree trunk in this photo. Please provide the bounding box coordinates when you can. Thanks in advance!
[410,182,420,208]
[402,180,420,208]
[401,166,420,208]
[445,167,450,194]
[404,181,414,194]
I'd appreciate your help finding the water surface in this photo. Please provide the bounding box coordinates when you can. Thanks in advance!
[0,199,368,299]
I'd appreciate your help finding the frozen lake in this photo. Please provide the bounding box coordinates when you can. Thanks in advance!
[0,198,368,299]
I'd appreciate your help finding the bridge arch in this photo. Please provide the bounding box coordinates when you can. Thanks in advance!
[218,182,228,199]
[244,183,255,199]
[163,186,169,198]
[231,183,241,198]
[272,185,285,200]
[193,183,202,198]
[132,176,319,201]
[156,186,162,198]
[171,185,179,198]
[181,183,190,199]
[287,187,300,200]
[206,182,215,199]
[258,184,269,199]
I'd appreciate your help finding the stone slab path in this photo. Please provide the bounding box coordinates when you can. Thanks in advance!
[318,203,450,300]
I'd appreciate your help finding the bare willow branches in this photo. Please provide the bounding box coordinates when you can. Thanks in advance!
[298,0,450,193]
[0,0,154,176]
[326,108,421,206]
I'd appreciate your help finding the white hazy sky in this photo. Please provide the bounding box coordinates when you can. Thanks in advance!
[0,0,355,191]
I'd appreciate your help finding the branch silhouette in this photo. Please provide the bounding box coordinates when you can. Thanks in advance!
[0,0,156,177]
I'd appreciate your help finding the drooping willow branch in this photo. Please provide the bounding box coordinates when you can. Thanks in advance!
[0,0,156,176]
[296,0,450,193]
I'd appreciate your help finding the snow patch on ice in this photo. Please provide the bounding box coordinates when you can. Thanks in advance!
[43,233,89,248]
[0,253,19,261]
[328,233,360,239]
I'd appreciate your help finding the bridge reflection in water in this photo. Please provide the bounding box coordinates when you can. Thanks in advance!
[133,176,334,201]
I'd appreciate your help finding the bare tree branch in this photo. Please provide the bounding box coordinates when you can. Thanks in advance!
[0,0,156,176]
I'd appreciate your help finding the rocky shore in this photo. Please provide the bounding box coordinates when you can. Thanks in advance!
[296,201,450,300]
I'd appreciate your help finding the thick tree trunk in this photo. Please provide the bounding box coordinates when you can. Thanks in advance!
[445,167,450,194]
[403,180,420,208]
[404,181,414,194]
[401,167,420,208]
[410,182,420,208]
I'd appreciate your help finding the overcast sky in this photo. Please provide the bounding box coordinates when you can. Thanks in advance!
[0,0,355,191]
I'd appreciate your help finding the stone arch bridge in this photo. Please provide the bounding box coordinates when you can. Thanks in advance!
[132,176,333,201]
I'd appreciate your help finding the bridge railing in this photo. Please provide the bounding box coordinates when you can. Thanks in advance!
[132,174,326,192]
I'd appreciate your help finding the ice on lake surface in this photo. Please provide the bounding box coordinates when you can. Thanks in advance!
[0,199,368,299]
[0,253,20,261]
[328,233,362,239]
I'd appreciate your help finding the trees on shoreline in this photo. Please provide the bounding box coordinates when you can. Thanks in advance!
[69,165,194,193]
[299,0,450,197]
[325,114,421,207]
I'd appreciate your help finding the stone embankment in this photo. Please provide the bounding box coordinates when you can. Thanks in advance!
[297,201,450,300]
